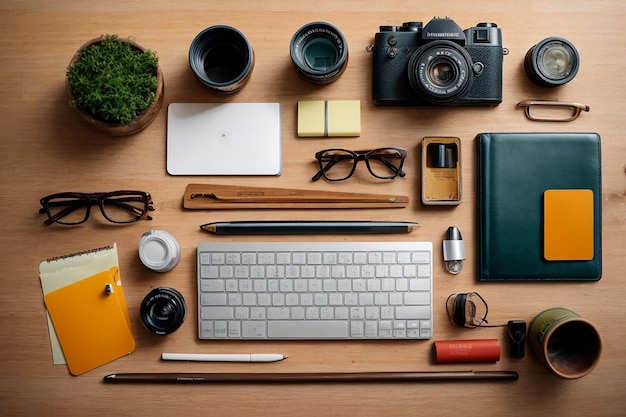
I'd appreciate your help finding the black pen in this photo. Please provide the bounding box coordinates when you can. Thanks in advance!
[199,221,419,235]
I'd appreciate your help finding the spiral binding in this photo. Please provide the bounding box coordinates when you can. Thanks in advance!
[45,245,113,263]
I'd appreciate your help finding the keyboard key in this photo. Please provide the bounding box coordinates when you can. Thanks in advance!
[404,292,430,305]
[351,321,364,337]
[258,252,275,264]
[235,307,248,319]
[201,265,218,278]
[413,251,430,263]
[396,306,431,319]
[291,307,305,319]
[228,321,241,337]
[242,321,266,338]
[214,321,227,337]
[268,320,349,338]
[201,293,227,306]
[201,279,225,292]
[199,253,211,265]
[201,306,233,320]
[268,307,290,320]
[365,321,378,337]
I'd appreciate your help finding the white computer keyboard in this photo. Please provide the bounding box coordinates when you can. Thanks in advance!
[197,241,433,340]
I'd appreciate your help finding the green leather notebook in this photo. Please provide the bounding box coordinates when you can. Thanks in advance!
[476,132,602,281]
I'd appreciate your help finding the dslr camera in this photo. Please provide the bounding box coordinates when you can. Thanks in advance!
[372,17,506,106]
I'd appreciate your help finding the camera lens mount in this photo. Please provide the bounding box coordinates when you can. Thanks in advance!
[290,22,348,84]
[140,287,187,335]
[524,37,579,87]
[407,41,474,105]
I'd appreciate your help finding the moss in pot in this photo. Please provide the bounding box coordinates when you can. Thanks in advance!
[66,35,164,136]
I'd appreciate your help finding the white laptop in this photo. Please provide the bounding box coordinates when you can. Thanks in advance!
[167,103,282,176]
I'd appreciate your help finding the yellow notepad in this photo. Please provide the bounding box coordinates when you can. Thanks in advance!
[39,245,135,375]
[544,189,594,261]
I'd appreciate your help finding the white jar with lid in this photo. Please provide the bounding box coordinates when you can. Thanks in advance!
[138,230,181,272]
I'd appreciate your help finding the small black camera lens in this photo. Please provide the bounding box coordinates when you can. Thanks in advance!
[524,37,579,87]
[140,287,187,335]
[290,22,348,84]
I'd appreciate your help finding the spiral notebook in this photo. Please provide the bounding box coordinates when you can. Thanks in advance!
[39,244,135,375]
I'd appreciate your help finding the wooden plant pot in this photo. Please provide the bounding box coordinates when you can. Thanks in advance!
[66,36,165,136]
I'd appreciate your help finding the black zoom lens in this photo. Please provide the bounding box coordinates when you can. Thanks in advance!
[524,37,579,87]
[140,287,187,335]
[290,22,348,84]
[407,41,474,105]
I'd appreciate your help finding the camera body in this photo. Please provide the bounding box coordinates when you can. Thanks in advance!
[372,17,504,106]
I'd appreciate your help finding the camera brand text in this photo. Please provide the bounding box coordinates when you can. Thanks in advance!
[426,32,461,38]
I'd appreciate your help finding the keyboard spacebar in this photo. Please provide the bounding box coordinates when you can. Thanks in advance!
[268,321,349,339]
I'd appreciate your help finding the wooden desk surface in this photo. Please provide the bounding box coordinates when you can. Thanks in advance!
[1,1,625,415]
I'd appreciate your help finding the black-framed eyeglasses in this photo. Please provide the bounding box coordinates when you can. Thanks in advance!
[312,147,407,182]
[39,190,154,225]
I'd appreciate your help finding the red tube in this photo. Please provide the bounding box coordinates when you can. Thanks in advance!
[434,339,501,363]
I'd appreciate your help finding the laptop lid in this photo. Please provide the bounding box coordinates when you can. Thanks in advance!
[167,102,282,176]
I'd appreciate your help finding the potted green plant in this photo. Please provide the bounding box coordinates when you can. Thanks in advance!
[66,35,164,136]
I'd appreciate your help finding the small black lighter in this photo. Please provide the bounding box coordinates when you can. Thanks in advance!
[508,320,527,358]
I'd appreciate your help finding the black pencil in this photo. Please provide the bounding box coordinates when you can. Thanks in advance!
[200,221,420,235]
[103,370,519,383]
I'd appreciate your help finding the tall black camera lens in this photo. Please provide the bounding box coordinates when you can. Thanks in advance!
[140,287,187,335]
[524,37,579,87]
[290,22,348,84]
[189,25,254,93]
[407,41,474,105]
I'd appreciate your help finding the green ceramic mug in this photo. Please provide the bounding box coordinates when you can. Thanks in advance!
[528,307,602,379]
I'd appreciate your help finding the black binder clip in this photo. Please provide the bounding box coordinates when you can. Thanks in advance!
[104,283,114,295]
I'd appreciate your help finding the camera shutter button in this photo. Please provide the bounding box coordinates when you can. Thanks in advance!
[473,62,485,75]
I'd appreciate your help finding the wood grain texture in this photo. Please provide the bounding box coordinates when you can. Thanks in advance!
[1,1,625,416]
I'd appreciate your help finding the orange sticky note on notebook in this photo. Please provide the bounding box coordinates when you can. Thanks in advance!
[544,189,594,261]
[43,266,135,375]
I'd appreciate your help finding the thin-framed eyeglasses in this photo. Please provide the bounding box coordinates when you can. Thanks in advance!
[517,100,590,122]
[312,147,407,182]
[39,190,154,225]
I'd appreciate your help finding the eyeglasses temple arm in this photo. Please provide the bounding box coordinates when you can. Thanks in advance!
[103,198,154,220]
[312,155,349,181]
[379,157,406,177]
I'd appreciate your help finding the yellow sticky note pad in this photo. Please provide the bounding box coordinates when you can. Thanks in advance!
[297,100,360,137]
[297,101,326,137]
[326,100,361,137]
[544,189,594,261]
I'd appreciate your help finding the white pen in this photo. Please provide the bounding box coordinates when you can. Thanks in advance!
[161,353,288,363]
